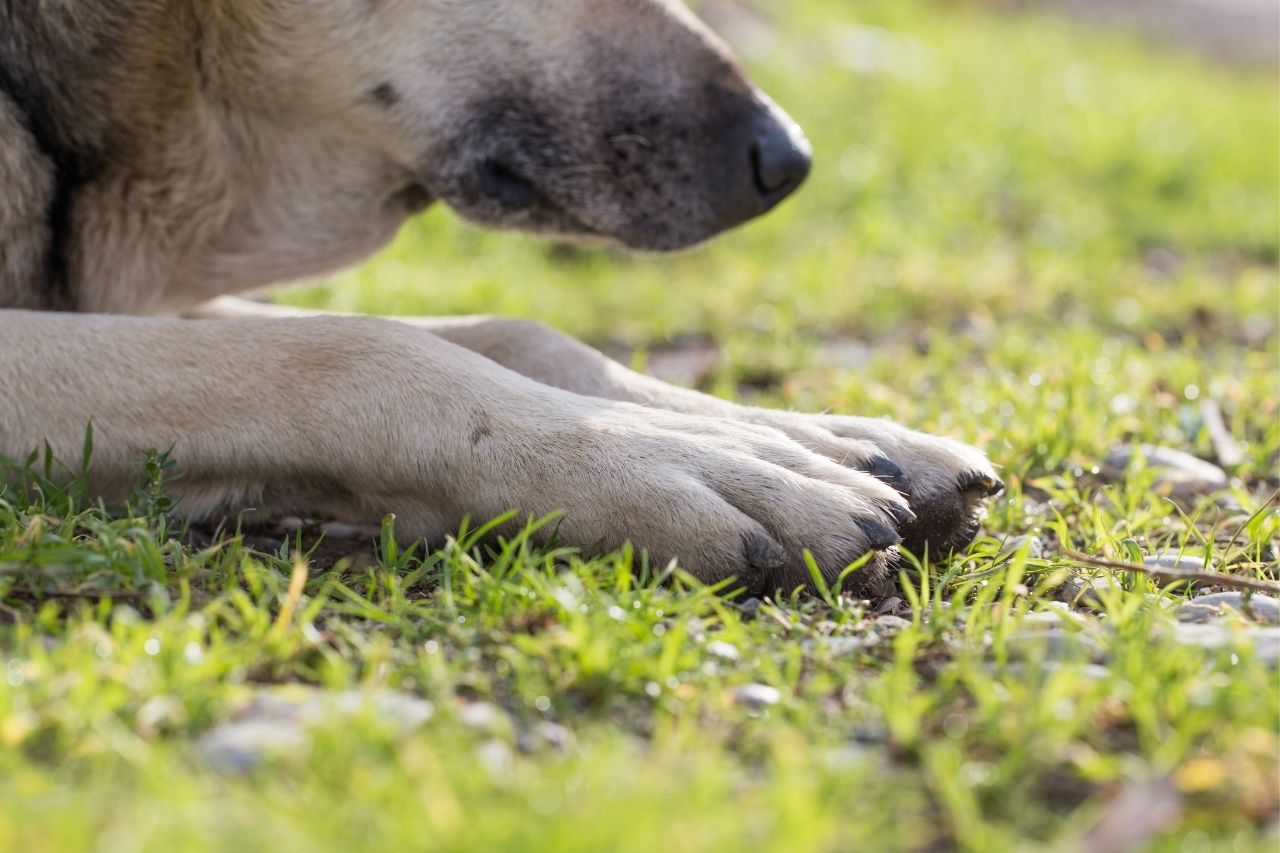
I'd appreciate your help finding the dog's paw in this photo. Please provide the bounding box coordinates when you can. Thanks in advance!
[497,407,916,597]
[741,411,1003,557]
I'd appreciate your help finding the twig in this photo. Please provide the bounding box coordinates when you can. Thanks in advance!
[2,586,146,600]
[1062,549,1280,594]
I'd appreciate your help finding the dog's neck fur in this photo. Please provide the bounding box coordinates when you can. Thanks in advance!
[0,2,417,316]
[0,89,60,310]
[0,1,196,312]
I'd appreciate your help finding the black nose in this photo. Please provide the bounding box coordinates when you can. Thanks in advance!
[751,116,812,205]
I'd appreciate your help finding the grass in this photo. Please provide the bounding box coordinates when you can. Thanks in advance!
[2,0,1278,849]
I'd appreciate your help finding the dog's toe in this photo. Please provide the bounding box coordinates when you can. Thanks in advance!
[958,469,1005,497]
[898,469,1003,557]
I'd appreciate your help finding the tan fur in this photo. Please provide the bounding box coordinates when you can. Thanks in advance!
[0,0,1000,595]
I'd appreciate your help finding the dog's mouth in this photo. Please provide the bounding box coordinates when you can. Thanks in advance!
[475,159,543,211]
[432,156,608,243]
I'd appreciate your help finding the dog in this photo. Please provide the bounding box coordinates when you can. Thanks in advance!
[0,0,1002,597]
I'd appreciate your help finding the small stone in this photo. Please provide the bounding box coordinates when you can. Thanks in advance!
[476,738,515,777]
[705,640,741,662]
[1058,573,1126,611]
[198,687,433,771]
[1006,628,1108,662]
[732,683,781,709]
[812,635,878,655]
[1020,608,1086,629]
[277,516,306,534]
[874,596,904,615]
[822,744,876,770]
[1145,553,1208,571]
[514,719,569,756]
[531,721,574,753]
[1165,623,1280,666]
[1145,552,1213,589]
[999,661,1111,682]
[871,615,912,633]
[1177,592,1280,625]
[997,534,1046,560]
[456,701,511,735]
[1104,444,1228,498]
[320,521,380,540]
[198,718,308,772]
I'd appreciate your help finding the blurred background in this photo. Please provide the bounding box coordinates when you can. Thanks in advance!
[282,0,1278,482]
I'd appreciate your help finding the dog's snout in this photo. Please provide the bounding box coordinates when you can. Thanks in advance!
[697,97,813,241]
[750,116,812,202]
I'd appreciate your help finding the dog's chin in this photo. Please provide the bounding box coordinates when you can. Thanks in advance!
[480,213,716,255]
[449,202,723,255]
[430,156,728,252]
[432,175,722,253]
[448,200,609,244]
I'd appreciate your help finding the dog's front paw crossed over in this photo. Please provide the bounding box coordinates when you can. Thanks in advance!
[446,402,916,597]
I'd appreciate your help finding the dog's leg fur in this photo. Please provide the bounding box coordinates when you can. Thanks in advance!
[0,309,915,593]
[195,298,1002,553]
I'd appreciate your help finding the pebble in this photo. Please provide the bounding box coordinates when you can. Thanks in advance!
[874,596,904,615]
[531,721,574,753]
[277,516,306,533]
[1176,592,1280,625]
[1001,661,1112,681]
[1058,574,1126,611]
[1104,444,1228,498]
[456,701,512,735]
[871,615,912,633]
[705,640,741,662]
[810,635,879,656]
[1165,623,1280,666]
[320,521,380,540]
[1144,552,1213,589]
[476,738,515,778]
[1006,628,1108,663]
[274,518,379,540]
[198,718,308,772]
[1020,607,1088,629]
[732,683,781,709]
[997,534,1046,560]
[198,687,433,771]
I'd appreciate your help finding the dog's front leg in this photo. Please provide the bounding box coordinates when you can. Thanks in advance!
[386,312,1005,556]
[0,310,912,595]
[190,299,1003,556]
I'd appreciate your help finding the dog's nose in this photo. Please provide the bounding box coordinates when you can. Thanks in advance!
[751,116,812,204]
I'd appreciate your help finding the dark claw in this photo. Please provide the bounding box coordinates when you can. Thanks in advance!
[744,531,786,570]
[861,519,902,551]
[884,502,917,528]
[958,470,1005,496]
[858,455,908,491]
